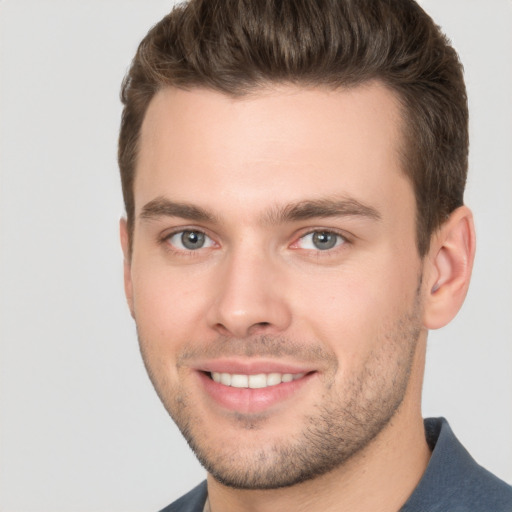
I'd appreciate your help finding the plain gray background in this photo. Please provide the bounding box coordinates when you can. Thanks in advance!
[0,1,511,511]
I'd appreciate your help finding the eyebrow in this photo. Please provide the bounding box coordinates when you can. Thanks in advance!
[139,196,381,225]
[140,197,218,223]
[263,197,381,224]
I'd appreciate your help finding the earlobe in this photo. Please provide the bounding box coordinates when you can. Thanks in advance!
[120,218,135,319]
[423,206,476,330]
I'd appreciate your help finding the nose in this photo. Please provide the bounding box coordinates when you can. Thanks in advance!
[206,249,293,338]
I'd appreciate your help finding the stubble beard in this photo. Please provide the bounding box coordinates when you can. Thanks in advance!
[137,295,423,490]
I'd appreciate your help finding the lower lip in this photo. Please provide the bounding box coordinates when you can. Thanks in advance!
[197,371,315,414]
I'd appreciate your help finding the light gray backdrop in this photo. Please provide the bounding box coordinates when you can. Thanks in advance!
[0,1,511,511]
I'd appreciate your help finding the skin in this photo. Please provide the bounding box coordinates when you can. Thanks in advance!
[121,83,475,512]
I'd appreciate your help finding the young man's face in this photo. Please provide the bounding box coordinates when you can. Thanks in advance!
[122,83,427,488]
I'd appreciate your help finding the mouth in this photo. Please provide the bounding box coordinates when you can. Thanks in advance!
[196,365,316,414]
[209,371,306,389]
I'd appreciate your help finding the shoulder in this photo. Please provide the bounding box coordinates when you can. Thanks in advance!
[401,418,512,512]
[452,453,512,511]
[158,481,208,512]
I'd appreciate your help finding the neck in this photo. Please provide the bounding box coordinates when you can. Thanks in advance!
[207,337,430,512]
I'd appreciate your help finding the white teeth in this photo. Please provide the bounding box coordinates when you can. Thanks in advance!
[210,371,306,388]
[248,374,267,389]
[266,373,282,386]
[231,374,249,388]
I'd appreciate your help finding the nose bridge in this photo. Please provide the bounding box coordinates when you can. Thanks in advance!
[207,239,292,337]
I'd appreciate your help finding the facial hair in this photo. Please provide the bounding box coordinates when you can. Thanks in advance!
[137,291,422,490]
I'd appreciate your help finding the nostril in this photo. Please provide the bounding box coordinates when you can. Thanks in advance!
[214,323,232,337]
[247,321,273,335]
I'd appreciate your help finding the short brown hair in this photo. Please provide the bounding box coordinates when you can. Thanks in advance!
[119,0,468,256]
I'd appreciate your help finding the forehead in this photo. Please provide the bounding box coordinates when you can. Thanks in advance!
[135,83,411,221]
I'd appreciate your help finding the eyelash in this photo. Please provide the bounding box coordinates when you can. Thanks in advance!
[159,228,351,256]
[160,228,217,256]
[291,229,350,255]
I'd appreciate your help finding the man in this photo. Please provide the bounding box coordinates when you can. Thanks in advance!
[118,0,512,510]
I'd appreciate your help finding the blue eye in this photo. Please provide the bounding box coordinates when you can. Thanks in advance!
[298,231,345,251]
[167,230,215,251]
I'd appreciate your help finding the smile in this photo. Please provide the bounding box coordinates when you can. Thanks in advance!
[198,367,316,413]
[210,372,306,389]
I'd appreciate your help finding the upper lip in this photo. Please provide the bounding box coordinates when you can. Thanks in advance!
[191,358,316,375]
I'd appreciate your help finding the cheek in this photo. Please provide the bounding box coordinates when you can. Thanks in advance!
[291,255,419,359]
[130,264,212,350]
[299,283,382,362]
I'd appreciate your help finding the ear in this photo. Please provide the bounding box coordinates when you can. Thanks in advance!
[120,218,135,318]
[422,206,476,329]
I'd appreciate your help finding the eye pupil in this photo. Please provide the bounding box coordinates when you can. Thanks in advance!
[312,232,337,250]
[181,231,205,250]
